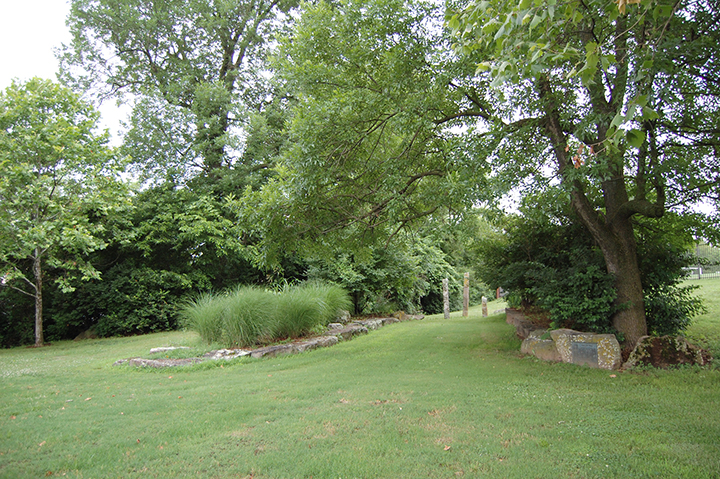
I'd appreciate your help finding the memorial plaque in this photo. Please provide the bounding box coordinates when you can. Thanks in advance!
[571,341,599,368]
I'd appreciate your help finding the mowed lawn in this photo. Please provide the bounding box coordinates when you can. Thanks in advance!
[1,290,719,478]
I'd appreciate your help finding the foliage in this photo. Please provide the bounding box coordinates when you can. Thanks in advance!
[273,282,352,338]
[305,239,465,315]
[478,201,705,334]
[636,214,708,335]
[240,0,492,263]
[0,78,126,346]
[478,211,619,332]
[181,282,351,347]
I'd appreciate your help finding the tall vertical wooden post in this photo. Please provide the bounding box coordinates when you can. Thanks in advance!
[462,272,469,317]
[442,278,450,319]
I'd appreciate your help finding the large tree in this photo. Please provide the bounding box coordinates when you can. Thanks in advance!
[0,78,126,346]
[60,0,298,181]
[241,0,495,265]
[447,0,720,345]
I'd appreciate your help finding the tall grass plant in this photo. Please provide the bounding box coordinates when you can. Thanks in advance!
[180,282,351,347]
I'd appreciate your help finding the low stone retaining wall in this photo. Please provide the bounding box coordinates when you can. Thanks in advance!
[114,316,419,368]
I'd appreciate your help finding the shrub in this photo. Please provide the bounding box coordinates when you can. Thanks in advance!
[181,282,351,348]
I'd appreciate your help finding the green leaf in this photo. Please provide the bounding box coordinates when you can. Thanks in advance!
[626,129,646,148]
[529,13,543,29]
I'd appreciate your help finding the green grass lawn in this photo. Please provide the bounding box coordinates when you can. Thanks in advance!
[1,295,719,478]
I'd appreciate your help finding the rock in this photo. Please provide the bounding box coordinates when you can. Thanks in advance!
[505,308,544,340]
[624,336,711,369]
[336,310,352,324]
[294,335,338,353]
[149,346,192,354]
[202,349,251,360]
[353,319,383,330]
[393,311,424,321]
[327,323,344,330]
[324,324,369,341]
[521,330,561,362]
[381,317,400,326]
[117,357,204,368]
[74,326,99,341]
[550,329,622,370]
[250,344,295,359]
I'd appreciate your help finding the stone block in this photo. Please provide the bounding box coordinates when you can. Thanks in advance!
[624,335,711,369]
[521,334,561,362]
[325,324,369,341]
[250,343,295,359]
[550,329,622,370]
[381,317,400,326]
[505,308,543,340]
[294,335,338,353]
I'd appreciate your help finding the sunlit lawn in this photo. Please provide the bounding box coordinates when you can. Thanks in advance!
[1,294,719,478]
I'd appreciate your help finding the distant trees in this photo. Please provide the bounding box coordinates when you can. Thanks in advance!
[61,0,298,181]
[0,78,126,346]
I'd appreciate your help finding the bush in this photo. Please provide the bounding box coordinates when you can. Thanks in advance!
[477,210,705,335]
[181,282,351,348]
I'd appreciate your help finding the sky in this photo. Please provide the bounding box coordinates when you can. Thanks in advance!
[0,0,126,140]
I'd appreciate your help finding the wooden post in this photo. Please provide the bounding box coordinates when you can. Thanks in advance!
[462,272,469,317]
[442,278,450,319]
[481,296,488,317]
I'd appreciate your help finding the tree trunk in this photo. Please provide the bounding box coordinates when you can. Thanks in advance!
[539,76,648,347]
[591,215,648,346]
[33,251,44,347]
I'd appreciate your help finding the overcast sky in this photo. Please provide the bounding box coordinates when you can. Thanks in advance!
[0,0,126,140]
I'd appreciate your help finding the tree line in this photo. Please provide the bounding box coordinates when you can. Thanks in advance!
[1,0,718,348]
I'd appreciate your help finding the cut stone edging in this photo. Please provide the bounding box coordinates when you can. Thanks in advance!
[113,315,418,368]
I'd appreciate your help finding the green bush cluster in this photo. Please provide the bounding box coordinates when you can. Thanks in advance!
[180,282,351,348]
[478,210,704,336]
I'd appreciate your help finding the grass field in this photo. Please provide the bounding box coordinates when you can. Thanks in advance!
[1,287,719,478]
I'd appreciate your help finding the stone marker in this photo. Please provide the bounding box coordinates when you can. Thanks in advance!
[442,278,450,319]
[550,329,622,370]
[481,296,488,317]
[462,273,469,317]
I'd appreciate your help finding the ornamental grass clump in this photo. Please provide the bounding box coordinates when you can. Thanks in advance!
[221,286,276,347]
[179,292,226,344]
[273,283,352,339]
[181,282,351,348]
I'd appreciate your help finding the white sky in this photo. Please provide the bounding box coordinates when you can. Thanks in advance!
[0,0,126,141]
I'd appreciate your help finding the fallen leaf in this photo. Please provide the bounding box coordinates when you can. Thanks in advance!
[137,439,141,443]
[444,445,452,451]
[39,441,46,447]
[610,374,617,378]
[10,416,16,420]
[178,396,182,399]
[85,398,91,401]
